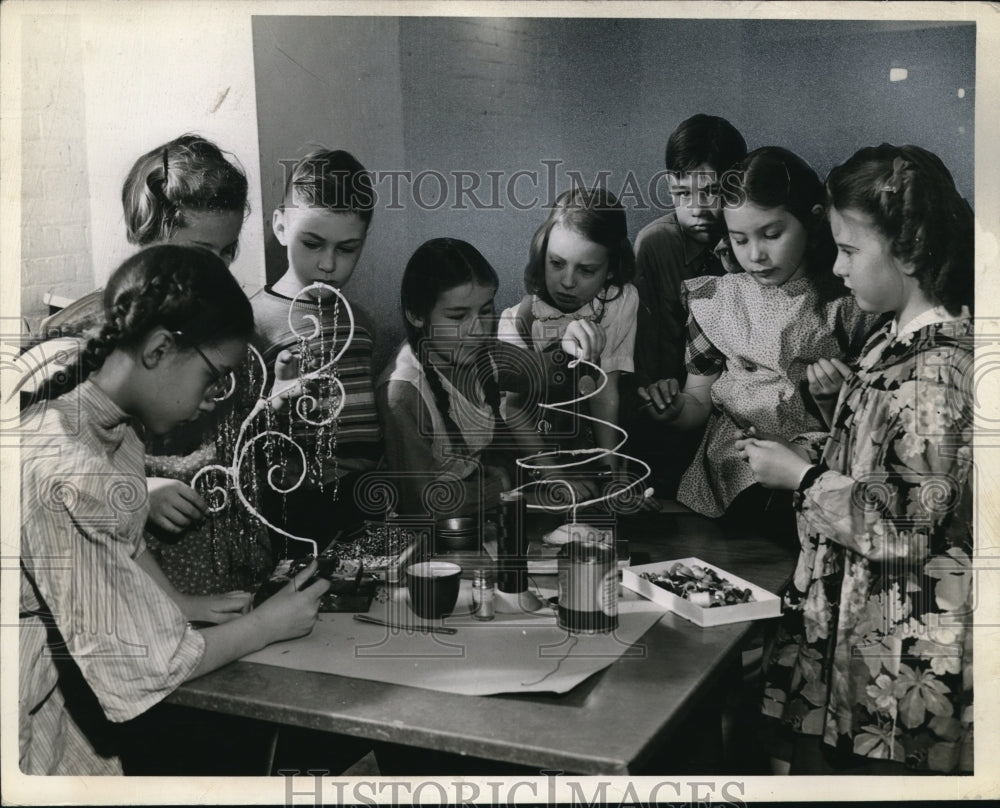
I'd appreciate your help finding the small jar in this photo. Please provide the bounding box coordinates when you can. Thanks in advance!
[471,569,496,621]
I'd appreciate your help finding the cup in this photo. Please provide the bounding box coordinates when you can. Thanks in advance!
[405,561,462,619]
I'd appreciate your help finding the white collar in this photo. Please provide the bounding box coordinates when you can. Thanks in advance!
[891,305,967,339]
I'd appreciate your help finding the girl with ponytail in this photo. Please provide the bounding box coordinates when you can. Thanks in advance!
[19,245,328,775]
[43,133,248,338]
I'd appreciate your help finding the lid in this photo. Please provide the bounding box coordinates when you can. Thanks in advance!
[558,539,613,562]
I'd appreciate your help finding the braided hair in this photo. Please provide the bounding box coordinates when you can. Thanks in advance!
[523,187,635,311]
[122,133,249,248]
[825,144,973,315]
[401,238,501,453]
[723,146,844,306]
[31,245,254,404]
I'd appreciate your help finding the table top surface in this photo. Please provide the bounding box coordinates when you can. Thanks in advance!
[169,508,797,775]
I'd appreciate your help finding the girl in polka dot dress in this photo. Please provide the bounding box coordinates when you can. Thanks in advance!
[639,147,883,531]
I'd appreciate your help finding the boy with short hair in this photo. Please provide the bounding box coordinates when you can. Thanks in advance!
[250,149,381,552]
[629,115,747,496]
[633,114,748,390]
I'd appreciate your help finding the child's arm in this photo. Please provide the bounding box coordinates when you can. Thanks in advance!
[639,303,721,428]
[561,319,607,363]
[135,548,252,623]
[139,551,329,675]
[637,371,718,430]
[376,381,508,516]
[589,370,622,470]
[806,357,853,428]
[22,469,327,727]
[742,360,971,563]
[734,427,813,463]
[633,225,689,389]
[189,563,329,678]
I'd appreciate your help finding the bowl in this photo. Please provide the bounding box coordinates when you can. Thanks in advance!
[435,517,479,552]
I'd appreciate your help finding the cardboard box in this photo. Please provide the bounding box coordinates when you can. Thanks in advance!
[621,557,780,627]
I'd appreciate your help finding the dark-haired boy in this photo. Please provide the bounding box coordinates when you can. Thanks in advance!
[629,115,747,495]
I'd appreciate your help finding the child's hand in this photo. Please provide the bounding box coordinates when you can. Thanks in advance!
[807,357,853,401]
[561,320,607,363]
[252,560,329,644]
[736,438,812,490]
[182,591,253,625]
[147,478,207,534]
[268,348,305,411]
[734,426,812,462]
[637,379,684,422]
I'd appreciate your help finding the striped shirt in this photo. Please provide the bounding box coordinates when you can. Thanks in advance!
[250,287,381,484]
[19,381,205,774]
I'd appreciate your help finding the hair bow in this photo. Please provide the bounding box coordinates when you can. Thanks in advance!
[879,155,909,194]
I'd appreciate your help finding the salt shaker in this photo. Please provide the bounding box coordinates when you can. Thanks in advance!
[471,569,496,621]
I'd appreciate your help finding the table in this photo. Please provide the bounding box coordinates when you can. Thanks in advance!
[168,509,797,775]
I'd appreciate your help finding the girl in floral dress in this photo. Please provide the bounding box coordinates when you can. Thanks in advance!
[739,144,974,773]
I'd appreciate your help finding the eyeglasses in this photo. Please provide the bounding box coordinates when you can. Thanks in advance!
[173,332,236,402]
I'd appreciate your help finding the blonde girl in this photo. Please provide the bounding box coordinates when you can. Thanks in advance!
[498,187,637,471]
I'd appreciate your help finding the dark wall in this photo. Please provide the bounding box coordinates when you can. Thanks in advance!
[252,17,974,373]
[733,20,974,187]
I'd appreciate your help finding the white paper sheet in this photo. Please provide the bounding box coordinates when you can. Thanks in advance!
[242,580,667,695]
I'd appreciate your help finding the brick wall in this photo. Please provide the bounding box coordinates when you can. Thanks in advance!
[20,15,94,334]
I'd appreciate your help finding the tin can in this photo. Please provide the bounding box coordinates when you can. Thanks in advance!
[557,539,618,633]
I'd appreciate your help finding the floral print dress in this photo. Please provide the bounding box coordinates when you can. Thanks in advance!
[762,313,974,773]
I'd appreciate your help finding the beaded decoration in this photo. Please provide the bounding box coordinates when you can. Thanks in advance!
[190,281,353,559]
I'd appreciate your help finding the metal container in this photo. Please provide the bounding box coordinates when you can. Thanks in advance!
[557,539,618,633]
[435,517,478,552]
[496,492,527,595]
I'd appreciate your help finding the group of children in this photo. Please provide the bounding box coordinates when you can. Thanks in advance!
[19,114,974,776]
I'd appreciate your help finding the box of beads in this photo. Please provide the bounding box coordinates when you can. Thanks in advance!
[621,557,780,627]
[335,521,428,584]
